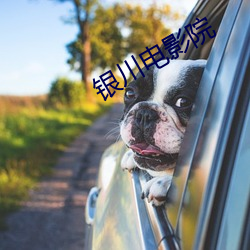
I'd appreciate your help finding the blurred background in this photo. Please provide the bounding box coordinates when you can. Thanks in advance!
[0,0,196,231]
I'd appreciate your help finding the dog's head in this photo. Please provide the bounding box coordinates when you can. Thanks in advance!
[120,59,206,174]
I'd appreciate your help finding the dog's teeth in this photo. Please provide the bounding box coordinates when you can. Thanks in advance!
[152,154,160,157]
[149,154,160,157]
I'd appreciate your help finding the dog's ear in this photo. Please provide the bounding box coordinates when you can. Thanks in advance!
[187,60,207,86]
[125,34,173,89]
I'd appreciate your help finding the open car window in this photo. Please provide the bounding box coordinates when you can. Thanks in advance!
[166,0,232,229]
[135,0,231,248]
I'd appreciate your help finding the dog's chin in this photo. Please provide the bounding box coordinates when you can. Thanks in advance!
[133,153,178,172]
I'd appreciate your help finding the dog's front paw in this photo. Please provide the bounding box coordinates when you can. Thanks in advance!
[141,175,172,206]
[121,149,136,172]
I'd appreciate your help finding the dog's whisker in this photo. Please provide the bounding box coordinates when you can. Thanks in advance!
[107,121,120,126]
[105,126,120,134]
[116,134,122,142]
[105,127,120,140]
[105,126,119,136]
[113,135,121,144]
[106,118,121,125]
[105,132,119,140]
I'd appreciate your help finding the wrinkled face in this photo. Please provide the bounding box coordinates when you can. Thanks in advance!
[120,59,206,173]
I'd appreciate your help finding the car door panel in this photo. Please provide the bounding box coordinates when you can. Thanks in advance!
[92,142,159,250]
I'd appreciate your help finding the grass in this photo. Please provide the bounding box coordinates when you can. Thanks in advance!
[0,95,111,230]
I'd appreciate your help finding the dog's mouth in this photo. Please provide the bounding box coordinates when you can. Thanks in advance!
[129,143,178,166]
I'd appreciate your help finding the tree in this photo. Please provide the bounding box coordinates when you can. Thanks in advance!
[90,4,125,71]
[67,4,125,73]
[124,4,172,57]
[53,0,98,98]
[66,3,172,73]
[56,1,176,99]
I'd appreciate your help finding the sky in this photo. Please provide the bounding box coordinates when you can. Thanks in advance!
[0,0,197,96]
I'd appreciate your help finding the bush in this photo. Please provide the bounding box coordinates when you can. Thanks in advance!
[48,77,85,108]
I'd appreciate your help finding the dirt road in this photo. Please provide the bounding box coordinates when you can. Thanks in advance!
[0,104,123,250]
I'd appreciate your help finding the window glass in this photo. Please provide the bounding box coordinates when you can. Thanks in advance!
[216,100,250,249]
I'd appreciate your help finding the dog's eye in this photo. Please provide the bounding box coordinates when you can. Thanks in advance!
[125,89,136,100]
[175,97,192,108]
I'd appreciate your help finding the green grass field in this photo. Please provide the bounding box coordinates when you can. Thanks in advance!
[0,95,111,230]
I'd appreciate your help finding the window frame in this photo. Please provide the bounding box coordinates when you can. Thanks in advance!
[135,0,233,248]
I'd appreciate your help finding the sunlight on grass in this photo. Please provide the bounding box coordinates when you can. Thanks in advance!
[0,96,112,230]
[0,167,35,230]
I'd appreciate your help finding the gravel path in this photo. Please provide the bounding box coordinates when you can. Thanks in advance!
[0,104,123,250]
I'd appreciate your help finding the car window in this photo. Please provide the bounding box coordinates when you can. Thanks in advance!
[164,0,249,249]
[135,0,230,248]
[166,0,230,229]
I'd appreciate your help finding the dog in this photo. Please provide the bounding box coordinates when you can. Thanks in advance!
[120,59,206,206]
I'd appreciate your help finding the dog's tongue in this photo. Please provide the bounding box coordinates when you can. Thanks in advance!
[130,143,163,155]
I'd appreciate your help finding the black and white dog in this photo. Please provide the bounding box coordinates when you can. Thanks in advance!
[120,59,206,206]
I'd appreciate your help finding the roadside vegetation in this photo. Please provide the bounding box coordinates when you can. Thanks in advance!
[0,78,114,230]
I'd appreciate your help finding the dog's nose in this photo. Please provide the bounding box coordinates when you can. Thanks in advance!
[135,109,159,130]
